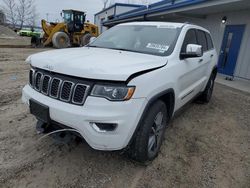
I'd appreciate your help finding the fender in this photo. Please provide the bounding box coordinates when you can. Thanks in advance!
[126,88,175,148]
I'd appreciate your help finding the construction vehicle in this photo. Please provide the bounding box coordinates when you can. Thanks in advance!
[31,9,99,48]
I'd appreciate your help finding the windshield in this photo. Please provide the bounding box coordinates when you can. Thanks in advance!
[64,12,73,23]
[89,25,181,56]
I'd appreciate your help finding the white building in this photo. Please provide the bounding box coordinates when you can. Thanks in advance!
[94,3,143,33]
[101,0,250,81]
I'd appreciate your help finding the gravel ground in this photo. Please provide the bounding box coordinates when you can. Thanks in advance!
[0,48,249,188]
[0,37,31,46]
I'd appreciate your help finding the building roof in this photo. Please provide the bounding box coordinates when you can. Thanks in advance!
[95,3,143,16]
[103,0,250,26]
[120,21,185,27]
[103,0,207,26]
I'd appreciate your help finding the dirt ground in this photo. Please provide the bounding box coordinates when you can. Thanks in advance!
[0,25,31,47]
[0,48,249,188]
[0,38,30,46]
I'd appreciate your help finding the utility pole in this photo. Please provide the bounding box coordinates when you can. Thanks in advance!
[46,13,49,21]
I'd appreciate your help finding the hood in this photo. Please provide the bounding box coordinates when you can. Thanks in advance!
[28,47,167,81]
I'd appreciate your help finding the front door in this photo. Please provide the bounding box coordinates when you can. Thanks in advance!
[218,25,245,76]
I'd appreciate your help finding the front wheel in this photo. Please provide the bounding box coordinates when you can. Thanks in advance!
[81,33,92,46]
[52,32,70,49]
[128,100,168,162]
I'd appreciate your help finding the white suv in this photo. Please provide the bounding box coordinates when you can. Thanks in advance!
[22,22,217,162]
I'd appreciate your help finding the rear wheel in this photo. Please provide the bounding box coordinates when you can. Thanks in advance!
[128,100,168,162]
[52,32,70,49]
[198,73,216,103]
[81,33,92,46]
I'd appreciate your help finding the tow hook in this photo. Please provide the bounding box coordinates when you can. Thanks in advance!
[36,120,47,134]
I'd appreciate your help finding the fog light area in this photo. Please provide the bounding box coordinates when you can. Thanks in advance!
[90,122,118,132]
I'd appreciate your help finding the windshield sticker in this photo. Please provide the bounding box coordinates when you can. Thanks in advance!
[146,43,169,52]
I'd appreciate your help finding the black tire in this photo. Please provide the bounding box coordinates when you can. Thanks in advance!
[128,100,168,162]
[31,36,41,47]
[198,73,216,103]
[81,33,92,46]
[52,32,70,49]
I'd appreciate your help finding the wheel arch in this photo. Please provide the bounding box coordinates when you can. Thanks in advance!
[126,88,175,148]
[212,66,218,79]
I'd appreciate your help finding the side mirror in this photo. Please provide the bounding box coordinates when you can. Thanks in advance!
[89,37,96,43]
[180,44,203,59]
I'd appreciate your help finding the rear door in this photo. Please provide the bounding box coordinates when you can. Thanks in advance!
[196,30,213,85]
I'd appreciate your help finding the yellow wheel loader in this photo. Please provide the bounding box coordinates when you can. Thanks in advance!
[31,10,99,48]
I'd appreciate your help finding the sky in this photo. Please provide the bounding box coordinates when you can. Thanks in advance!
[0,0,160,25]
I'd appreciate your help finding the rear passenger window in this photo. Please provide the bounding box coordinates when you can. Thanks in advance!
[206,32,214,50]
[181,29,197,53]
[197,30,208,51]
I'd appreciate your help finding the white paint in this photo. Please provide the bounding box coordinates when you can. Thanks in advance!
[28,47,166,81]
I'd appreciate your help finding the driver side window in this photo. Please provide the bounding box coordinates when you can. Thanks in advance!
[181,29,197,53]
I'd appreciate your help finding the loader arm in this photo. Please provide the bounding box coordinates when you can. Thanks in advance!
[84,22,99,37]
[41,19,68,46]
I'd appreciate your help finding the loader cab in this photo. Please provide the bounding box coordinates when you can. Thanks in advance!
[63,9,86,33]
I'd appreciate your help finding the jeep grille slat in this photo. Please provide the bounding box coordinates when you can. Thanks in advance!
[72,84,89,104]
[41,75,51,95]
[29,69,35,86]
[50,78,61,98]
[60,81,74,102]
[34,72,42,91]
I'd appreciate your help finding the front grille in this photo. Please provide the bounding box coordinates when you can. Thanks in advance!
[30,69,90,105]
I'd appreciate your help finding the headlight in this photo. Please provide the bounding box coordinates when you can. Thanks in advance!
[91,85,135,101]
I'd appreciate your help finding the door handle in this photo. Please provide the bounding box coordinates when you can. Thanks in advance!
[198,59,203,63]
[210,54,214,58]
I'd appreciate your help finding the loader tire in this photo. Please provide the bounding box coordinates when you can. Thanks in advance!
[52,32,70,49]
[31,36,40,47]
[81,33,92,46]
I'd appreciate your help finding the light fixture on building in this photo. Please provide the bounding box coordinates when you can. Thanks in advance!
[222,16,227,24]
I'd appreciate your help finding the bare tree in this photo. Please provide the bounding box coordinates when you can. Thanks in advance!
[2,0,17,28]
[28,5,38,28]
[17,0,34,29]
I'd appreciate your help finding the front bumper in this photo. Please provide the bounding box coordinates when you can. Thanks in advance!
[22,85,147,150]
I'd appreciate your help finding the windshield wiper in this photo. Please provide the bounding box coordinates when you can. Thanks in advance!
[87,45,107,49]
[106,47,138,53]
[87,45,99,48]
[88,45,134,52]
[87,46,140,54]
